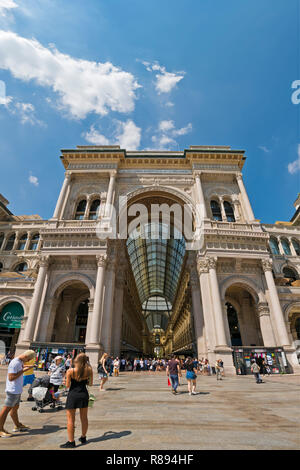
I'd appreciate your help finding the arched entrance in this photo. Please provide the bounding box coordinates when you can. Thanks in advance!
[51,281,90,344]
[0,301,24,354]
[225,285,263,346]
[119,188,195,358]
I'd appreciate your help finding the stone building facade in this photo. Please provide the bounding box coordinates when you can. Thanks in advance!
[0,145,299,373]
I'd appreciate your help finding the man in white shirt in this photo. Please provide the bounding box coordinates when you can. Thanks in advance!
[0,350,35,438]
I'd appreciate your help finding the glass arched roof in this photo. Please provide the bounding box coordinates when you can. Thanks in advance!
[126,222,186,331]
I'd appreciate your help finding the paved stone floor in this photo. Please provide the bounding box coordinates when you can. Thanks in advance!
[0,367,299,450]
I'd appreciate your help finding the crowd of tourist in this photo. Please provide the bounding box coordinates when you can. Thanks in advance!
[0,349,268,447]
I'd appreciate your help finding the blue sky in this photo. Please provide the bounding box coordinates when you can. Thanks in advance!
[0,0,299,222]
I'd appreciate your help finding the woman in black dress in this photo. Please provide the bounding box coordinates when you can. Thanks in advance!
[60,353,93,448]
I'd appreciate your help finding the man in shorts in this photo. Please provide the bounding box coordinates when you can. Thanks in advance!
[0,349,35,438]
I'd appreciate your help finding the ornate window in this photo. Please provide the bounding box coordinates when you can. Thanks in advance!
[29,233,39,251]
[210,200,222,221]
[15,262,28,273]
[75,199,87,220]
[281,238,291,256]
[88,199,100,220]
[0,232,4,250]
[292,239,300,256]
[269,237,280,255]
[17,233,28,251]
[4,233,15,251]
[224,201,235,222]
[283,266,298,281]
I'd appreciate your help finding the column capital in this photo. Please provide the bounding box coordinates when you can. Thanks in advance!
[38,255,50,268]
[109,170,117,178]
[257,302,270,317]
[236,172,243,181]
[196,255,210,274]
[261,258,273,272]
[96,254,107,268]
[65,171,72,180]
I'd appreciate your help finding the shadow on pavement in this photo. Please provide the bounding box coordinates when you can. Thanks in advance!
[26,425,66,435]
[84,430,132,445]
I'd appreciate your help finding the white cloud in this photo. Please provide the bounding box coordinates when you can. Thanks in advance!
[150,120,192,150]
[28,174,39,186]
[288,144,300,174]
[0,0,18,16]
[3,97,45,126]
[142,61,185,94]
[258,145,270,154]
[0,30,140,119]
[159,120,175,132]
[83,119,141,150]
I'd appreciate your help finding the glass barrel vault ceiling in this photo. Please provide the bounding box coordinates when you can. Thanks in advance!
[126,223,186,331]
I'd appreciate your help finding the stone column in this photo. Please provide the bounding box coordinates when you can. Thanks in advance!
[87,254,107,345]
[231,197,241,222]
[105,171,117,217]
[22,256,49,344]
[219,197,227,222]
[236,173,255,222]
[100,260,116,353]
[111,271,125,356]
[195,172,207,218]
[257,302,276,347]
[207,257,228,348]
[52,172,71,220]
[262,259,290,347]
[190,267,206,358]
[196,257,216,362]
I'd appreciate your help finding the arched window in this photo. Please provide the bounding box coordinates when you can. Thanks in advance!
[17,234,28,251]
[0,262,3,272]
[210,200,222,221]
[269,237,280,255]
[281,238,291,256]
[0,232,4,250]
[29,233,39,251]
[292,239,300,256]
[4,233,15,251]
[296,317,300,340]
[75,200,87,220]
[15,262,28,273]
[283,266,298,281]
[226,302,242,346]
[224,201,235,222]
[88,199,100,220]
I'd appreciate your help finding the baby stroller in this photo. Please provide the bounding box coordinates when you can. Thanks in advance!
[30,375,64,413]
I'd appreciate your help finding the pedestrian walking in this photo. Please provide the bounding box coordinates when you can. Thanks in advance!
[113,357,120,376]
[0,349,35,437]
[60,353,93,448]
[185,357,197,396]
[48,356,66,394]
[251,359,263,383]
[215,359,223,380]
[166,355,181,394]
[98,353,109,391]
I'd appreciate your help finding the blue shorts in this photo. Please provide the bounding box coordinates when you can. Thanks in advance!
[186,371,196,380]
[23,374,35,386]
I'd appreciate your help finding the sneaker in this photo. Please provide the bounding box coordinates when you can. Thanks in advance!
[189,392,192,396]
[0,430,13,438]
[79,436,87,445]
[13,424,30,432]
[60,441,76,449]
[192,391,197,395]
